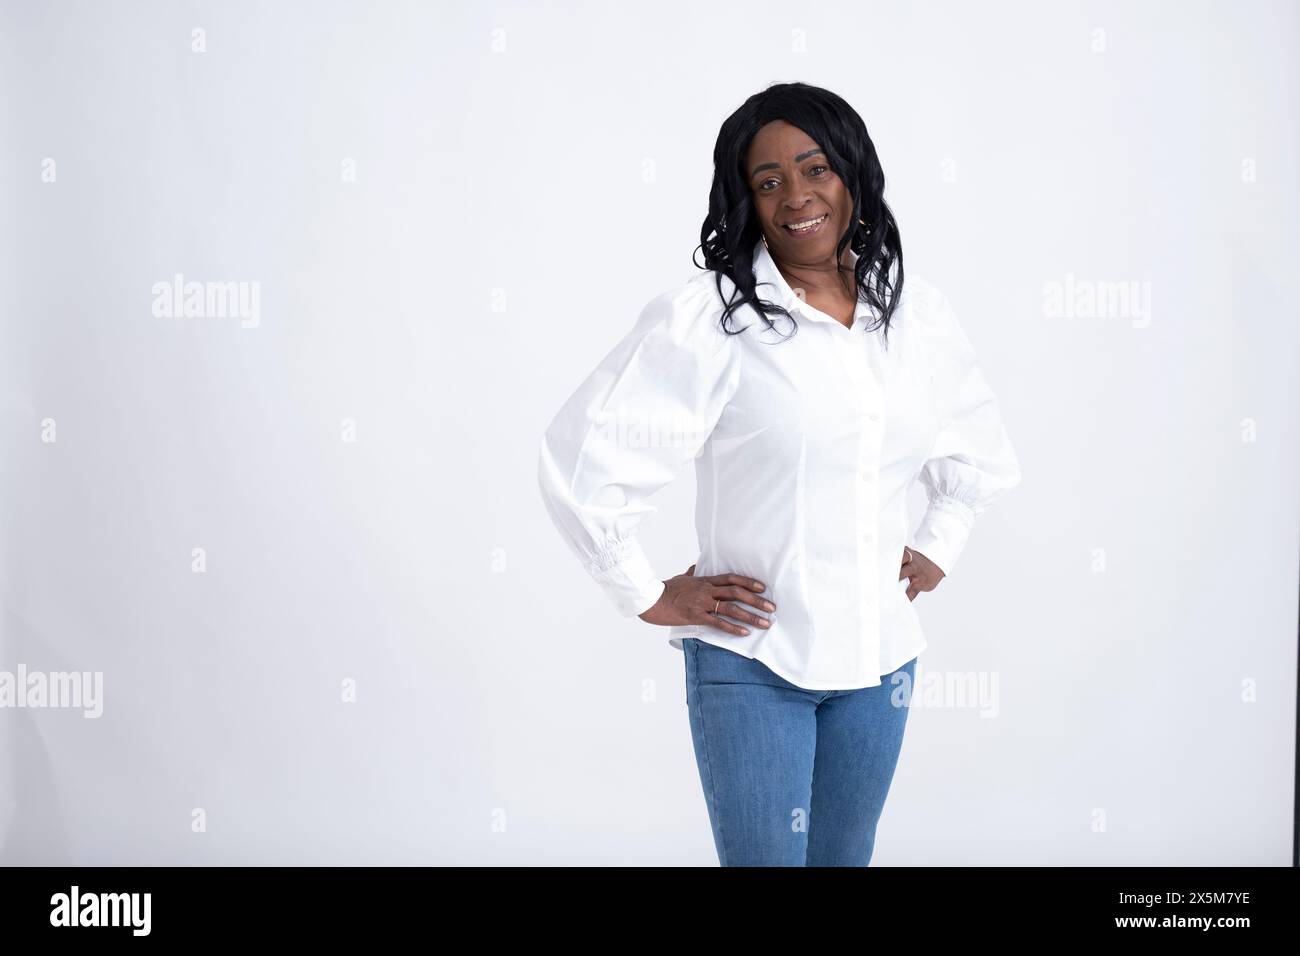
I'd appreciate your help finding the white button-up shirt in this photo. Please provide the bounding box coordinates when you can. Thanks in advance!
[537,236,1021,689]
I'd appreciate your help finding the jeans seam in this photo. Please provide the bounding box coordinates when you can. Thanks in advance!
[691,639,729,867]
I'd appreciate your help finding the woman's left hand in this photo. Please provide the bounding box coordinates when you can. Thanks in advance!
[899,547,944,601]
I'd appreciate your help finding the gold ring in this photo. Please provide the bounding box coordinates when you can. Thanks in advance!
[714,599,720,614]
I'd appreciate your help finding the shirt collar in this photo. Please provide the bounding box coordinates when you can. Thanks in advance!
[750,235,869,329]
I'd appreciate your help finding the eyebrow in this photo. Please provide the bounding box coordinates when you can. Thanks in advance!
[750,148,824,180]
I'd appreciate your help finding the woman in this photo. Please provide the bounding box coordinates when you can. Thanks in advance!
[537,82,1021,866]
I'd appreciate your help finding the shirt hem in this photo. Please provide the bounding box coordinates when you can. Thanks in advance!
[667,629,926,691]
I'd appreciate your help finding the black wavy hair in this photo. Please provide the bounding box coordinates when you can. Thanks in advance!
[693,82,904,348]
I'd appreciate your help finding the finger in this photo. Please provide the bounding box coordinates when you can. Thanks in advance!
[685,564,696,576]
[716,600,772,630]
[711,573,766,594]
[902,547,913,564]
[899,563,918,582]
[698,593,753,636]
[719,583,776,614]
[906,583,918,601]
[701,606,751,637]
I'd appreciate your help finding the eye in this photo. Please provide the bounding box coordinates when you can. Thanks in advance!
[758,163,827,190]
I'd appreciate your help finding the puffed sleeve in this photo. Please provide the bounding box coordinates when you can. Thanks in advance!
[537,284,742,617]
[907,284,1021,577]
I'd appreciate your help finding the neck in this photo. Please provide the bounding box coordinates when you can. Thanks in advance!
[774,246,858,300]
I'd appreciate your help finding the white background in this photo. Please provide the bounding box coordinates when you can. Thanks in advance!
[2,0,1296,865]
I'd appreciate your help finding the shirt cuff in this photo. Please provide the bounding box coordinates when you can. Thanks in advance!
[586,538,667,617]
[908,495,976,578]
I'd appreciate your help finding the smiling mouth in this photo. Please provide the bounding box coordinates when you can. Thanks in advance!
[782,212,829,236]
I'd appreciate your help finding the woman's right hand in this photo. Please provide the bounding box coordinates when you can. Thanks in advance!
[637,564,775,636]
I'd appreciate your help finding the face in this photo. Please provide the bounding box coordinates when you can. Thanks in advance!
[745,120,854,263]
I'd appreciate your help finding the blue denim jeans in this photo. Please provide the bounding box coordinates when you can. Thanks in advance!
[683,636,916,866]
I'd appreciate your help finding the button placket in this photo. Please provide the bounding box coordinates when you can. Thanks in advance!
[856,348,884,640]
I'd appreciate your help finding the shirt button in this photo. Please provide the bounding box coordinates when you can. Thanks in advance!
[860,470,873,482]
[862,531,873,543]
[868,412,879,421]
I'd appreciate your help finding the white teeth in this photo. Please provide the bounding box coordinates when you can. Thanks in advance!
[785,213,827,232]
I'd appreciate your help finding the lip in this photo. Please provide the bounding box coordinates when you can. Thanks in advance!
[781,212,829,238]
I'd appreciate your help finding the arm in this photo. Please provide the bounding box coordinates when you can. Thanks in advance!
[537,285,742,617]
[907,286,1022,577]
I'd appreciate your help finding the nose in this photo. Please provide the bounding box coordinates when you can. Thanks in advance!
[783,187,815,210]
